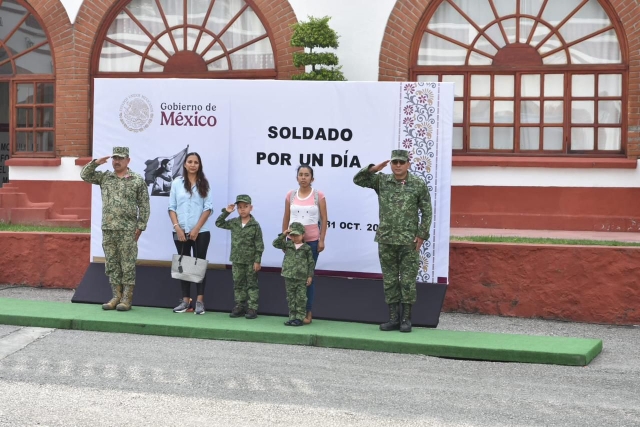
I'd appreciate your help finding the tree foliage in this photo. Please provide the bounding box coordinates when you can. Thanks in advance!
[290,16,346,81]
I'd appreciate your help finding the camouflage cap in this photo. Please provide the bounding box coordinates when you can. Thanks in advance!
[390,149,409,161]
[112,147,129,158]
[289,222,305,235]
[235,194,252,204]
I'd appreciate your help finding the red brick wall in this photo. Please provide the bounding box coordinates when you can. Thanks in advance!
[30,0,300,158]
[254,0,301,79]
[0,232,90,288]
[446,242,640,325]
[378,0,432,82]
[2,231,638,324]
[379,0,640,157]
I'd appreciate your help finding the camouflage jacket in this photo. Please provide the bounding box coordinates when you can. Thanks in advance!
[353,164,432,245]
[81,160,150,231]
[215,210,264,264]
[272,234,315,280]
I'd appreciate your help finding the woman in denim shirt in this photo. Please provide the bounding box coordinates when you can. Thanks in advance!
[168,152,213,315]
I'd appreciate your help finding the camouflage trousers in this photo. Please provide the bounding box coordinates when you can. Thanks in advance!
[284,278,307,321]
[102,230,138,287]
[378,243,419,304]
[232,263,259,310]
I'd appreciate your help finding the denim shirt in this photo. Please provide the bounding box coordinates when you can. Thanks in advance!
[168,177,213,233]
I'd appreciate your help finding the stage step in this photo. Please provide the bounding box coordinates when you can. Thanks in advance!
[49,211,80,220]
[62,207,91,220]
[0,298,603,366]
[0,193,28,208]
[43,218,90,228]
[0,186,20,194]
[0,184,90,228]
[9,207,50,222]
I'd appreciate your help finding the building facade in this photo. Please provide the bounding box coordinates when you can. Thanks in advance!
[1,0,639,230]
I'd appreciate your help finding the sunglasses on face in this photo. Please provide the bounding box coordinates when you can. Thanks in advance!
[391,160,407,165]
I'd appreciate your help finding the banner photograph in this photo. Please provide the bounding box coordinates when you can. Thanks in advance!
[91,79,453,282]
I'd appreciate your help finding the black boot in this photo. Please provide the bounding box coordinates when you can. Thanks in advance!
[380,303,400,331]
[400,303,412,333]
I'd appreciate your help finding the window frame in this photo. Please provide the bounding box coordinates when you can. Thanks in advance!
[0,0,57,158]
[410,0,629,157]
[91,0,278,79]
[11,79,55,158]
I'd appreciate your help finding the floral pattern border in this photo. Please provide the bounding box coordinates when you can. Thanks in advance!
[400,82,438,283]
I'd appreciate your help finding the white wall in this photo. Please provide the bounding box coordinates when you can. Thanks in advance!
[453,166,640,187]
[61,0,395,80]
[11,156,640,188]
[60,0,83,25]
[45,1,640,189]
[288,0,396,82]
[10,157,85,181]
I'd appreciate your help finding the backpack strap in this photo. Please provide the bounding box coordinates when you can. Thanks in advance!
[290,189,319,206]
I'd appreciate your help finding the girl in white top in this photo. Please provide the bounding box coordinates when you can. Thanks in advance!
[282,165,328,324]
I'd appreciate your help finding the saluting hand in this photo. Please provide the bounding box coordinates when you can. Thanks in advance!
[369,160,390,173]
[96,156,111,165]
[226,204,236,213]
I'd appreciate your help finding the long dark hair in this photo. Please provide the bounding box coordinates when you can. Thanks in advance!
[182,152,210,198]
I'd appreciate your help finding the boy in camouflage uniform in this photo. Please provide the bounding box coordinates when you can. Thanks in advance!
[81,147,150,311]
[215,194,264,319]
[353,149,432,333]
[272,222,315,326]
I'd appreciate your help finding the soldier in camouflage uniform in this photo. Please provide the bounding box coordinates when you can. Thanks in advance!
[81,146,150,311]
[353,149,432,332]
[215,194,264,319]
[272,222,315,326]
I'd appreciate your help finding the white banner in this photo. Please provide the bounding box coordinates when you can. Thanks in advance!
[92,79,453,282]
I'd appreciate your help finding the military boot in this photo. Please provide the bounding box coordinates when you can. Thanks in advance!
[102,284,123,310]
[116,285,134,311]
[379,303,400,331]
[400,303,412,333]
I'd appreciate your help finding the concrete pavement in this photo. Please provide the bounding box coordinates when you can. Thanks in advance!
[0,286,638,427]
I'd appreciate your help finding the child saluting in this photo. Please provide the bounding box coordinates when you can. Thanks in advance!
[272,222,315,326]
[215,194,264,319]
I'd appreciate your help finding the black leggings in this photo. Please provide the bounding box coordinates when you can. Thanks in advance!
[173,231,211,298]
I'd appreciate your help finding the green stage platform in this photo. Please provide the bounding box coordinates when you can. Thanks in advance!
[0,298,602,366]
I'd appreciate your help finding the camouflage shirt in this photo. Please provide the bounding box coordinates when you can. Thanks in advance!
[272,234,315,280]
[215,210,264,264]
[353,164,432,245]
[81,160,150,231]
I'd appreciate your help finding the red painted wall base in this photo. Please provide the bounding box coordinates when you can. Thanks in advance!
[446,242,640,325]
[1,232,637,325]
[7,180,640,232]
[0,232,90,288]
[452,186,640,231]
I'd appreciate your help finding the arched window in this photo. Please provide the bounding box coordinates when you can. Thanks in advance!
[0,0,55,157]
[94,0,276,78]
[411,0,627,155]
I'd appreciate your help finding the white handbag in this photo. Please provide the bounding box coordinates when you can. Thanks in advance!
[171,241,208,283]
